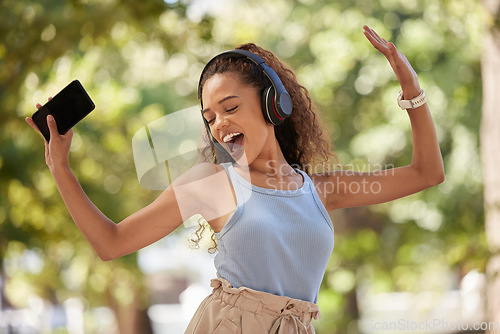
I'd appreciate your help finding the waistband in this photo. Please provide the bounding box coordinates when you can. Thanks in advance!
[210,278,320,333]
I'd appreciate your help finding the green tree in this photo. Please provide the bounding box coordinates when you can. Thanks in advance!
[480,0,500,330]
[0,0,199,332]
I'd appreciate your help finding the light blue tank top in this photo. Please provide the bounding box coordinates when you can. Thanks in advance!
[214,163,334,303]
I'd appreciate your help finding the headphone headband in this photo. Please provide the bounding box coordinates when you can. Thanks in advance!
[198,50,265,99]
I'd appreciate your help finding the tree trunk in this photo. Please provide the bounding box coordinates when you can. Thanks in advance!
[481,0,500,331]
[108,287,153,334]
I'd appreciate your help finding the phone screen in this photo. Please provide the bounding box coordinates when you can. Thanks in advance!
[32,80,95,142]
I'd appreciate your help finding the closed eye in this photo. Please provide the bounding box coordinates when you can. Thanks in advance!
[205,106,238,125]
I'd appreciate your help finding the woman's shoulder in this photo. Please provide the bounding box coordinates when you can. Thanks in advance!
[171,162,229,187]
[305,171,333,208]
[169,162,236,223]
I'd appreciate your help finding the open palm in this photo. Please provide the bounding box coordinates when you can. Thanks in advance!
[363,25,421,99]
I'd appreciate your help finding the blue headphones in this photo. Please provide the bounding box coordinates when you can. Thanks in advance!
[198,49,293,125]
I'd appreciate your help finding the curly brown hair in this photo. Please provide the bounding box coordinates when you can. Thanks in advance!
[192,43,337,253]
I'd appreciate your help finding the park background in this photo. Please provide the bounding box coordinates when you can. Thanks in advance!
[1,0,499,333]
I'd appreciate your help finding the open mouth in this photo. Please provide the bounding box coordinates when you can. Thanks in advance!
[222,133,244,155]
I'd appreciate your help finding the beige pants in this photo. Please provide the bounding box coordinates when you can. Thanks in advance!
[185,278,320,334]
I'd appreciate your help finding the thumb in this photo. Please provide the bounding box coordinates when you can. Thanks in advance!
[47,115,59,138]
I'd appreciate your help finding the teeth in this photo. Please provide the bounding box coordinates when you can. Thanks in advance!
[223,132,242,143]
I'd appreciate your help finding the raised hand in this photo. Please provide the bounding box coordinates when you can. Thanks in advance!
[26,99,73,171]
[363,25,421,99]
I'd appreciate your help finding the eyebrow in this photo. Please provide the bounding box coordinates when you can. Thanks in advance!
[201,95,240,114]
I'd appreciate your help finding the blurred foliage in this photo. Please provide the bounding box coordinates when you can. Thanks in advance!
[0,0,488,332]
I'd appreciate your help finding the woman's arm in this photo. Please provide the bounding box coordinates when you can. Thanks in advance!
[26,113,184,261]
[314,26,444,211]
[49,164,183,261]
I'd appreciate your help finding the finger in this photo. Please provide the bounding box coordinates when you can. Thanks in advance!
[388,42,399,57]
[364,30,385,51]
[26,117,51,144]
[387,42,399,62]
[363,25,372,36]
[374,30,389,45]
[46,115,59,139]
[36,97,52,109]
[364,26,388,46]
[363,26,379,44]
[25,117,43,135]
[363,27,391,56]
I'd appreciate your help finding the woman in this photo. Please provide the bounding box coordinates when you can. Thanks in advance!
[26,26,444,333]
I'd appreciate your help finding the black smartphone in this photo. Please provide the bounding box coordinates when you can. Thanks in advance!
[32,80,95,142]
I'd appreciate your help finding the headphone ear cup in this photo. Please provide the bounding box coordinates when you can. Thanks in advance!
[262,86,280,125]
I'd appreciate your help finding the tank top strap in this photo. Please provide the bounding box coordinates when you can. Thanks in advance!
[219,162,251,209]
[220,162,239,185]
[294,168,332,228]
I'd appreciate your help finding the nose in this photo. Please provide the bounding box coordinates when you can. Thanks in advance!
[214,115,229,132]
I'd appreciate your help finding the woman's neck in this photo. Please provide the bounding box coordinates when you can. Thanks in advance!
[235,138,299,184]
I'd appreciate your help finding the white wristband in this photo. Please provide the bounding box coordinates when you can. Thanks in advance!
[397,90,426,109]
